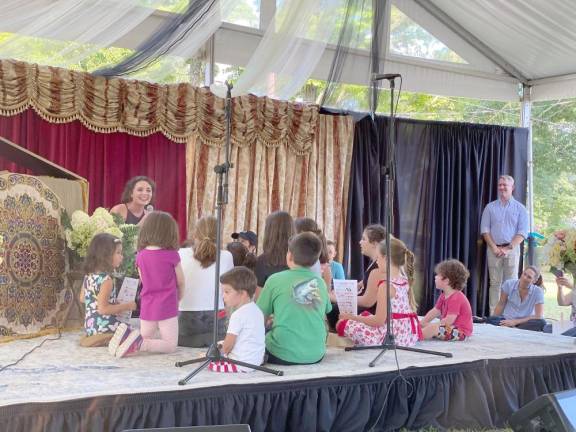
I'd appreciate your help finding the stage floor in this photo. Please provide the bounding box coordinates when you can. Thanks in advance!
[1,323,575,407]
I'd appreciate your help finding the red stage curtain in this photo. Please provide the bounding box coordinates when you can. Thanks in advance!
[0,109,187,238]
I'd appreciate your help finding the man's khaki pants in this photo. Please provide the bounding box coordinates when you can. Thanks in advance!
[487,246,520,314]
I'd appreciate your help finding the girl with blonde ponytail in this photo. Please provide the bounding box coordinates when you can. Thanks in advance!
[193,217,218,268]
[178,216,234,347]
[336,237,422,347]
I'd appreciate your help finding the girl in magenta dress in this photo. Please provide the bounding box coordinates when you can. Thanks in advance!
[108,211,185,358]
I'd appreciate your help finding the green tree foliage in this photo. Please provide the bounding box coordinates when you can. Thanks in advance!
[223,0,260,28]
[137,0,190,12]
[531,100,576,234]
[390,6,465,63]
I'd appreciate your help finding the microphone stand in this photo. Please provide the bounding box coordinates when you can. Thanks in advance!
[345,75,452,366]
[176,82,283,384]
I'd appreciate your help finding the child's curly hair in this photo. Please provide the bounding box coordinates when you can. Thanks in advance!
[434,259,470,291]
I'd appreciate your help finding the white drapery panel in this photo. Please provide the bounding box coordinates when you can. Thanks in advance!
[0,0,159,67]
[222,0,345,99]
[0,0,230,77]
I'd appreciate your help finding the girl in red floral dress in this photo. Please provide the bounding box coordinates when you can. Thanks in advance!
[336,237,421,347]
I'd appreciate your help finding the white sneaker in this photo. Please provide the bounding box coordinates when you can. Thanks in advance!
[115,330,142,358]
[108,323,129,356]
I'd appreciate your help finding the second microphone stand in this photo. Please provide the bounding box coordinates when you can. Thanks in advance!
[345,76,452,366]
[176,82,283,384]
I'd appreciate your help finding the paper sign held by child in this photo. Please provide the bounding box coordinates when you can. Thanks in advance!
[116,277,139,323]
[333,280,357,315]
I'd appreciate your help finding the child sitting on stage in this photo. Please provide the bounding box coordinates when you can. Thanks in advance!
[79,233,137,347]
[336,237,421,347]
[327,240,345,280]
[421,259,473,341]
[257,232,332,365]
[209,267,265,373]
[108,211,185,357]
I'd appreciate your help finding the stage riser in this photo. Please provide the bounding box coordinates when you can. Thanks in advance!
[1,354,575,432]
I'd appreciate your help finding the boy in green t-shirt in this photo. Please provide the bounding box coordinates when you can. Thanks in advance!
[257,232,332,365]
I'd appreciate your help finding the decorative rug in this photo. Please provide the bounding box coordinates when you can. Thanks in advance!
[0,173,70,342]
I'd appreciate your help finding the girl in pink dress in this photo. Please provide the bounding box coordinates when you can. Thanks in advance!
[336,237,421,347]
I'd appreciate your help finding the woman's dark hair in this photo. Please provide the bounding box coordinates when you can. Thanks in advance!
[364,224,386,243]
[294,217,329,264]
[524,265,544,288]
[262,211,295,267]
[226,241,257,271]
[84,233,122,274]
[137,211,179,251]
[120,176,156,204]
[193,216,218,268]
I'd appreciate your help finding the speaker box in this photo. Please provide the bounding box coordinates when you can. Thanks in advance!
[123,425,251,432]
[509,389,576,432]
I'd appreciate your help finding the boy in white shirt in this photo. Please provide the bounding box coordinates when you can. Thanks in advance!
[209,266,265,373]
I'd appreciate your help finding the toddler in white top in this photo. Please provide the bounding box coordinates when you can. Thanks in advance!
[209,266,265,373]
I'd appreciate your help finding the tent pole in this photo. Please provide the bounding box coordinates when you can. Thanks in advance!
[521,84,535,265]
[204,35,215,86]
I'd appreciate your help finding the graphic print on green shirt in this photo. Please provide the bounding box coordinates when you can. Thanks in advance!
[257,267,332,364]
[293,278,322,307]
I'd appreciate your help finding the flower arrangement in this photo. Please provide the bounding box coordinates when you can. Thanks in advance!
[63,208,139,277]
[541,228,576,274]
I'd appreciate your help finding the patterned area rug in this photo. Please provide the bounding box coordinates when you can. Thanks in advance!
[0,173,70,341]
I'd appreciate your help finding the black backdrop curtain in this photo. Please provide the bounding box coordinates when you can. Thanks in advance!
[346,114,529,315]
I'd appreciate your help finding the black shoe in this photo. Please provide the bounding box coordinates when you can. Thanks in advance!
[473,316,486,324]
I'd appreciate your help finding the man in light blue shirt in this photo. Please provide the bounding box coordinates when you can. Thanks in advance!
[480,175,528,313]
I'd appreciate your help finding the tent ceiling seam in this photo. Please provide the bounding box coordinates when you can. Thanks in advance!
[412,0,528,83]
[528,72,576,86]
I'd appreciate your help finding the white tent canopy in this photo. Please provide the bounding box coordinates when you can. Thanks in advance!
[395,0,576,101]
[2,0,576,102]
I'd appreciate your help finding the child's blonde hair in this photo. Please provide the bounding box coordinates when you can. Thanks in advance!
[193,216,218,268]
[137,211,179,251]
[378,237,417,312]
[84,233,122,274]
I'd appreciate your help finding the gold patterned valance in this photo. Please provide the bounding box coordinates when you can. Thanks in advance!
[0,59,318,152]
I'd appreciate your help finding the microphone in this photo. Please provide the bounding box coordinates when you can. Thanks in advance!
[372,73,401,81]
[145,204,154,213]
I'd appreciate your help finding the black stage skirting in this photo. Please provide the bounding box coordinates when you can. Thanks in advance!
[2,353,576,432]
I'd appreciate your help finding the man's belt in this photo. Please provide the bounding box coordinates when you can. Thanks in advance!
[496,243,510,247]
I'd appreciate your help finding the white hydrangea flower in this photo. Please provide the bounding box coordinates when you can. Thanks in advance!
[103,226,124,239]
[70,210,90,230]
